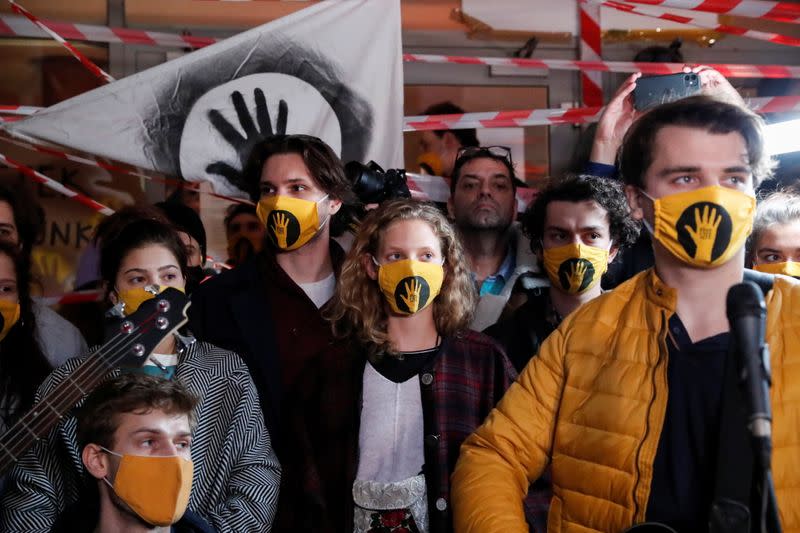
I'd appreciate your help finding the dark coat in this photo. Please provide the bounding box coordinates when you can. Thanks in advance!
[188,243,345,452]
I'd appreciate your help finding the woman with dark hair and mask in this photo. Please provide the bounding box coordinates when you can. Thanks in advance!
[278,199,521,533]
[1,213,280,532]
[0,241,52,467]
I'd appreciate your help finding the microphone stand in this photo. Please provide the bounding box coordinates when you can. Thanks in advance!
[746,342,781,533]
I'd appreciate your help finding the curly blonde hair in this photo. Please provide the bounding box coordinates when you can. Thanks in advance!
[326,199,476,357]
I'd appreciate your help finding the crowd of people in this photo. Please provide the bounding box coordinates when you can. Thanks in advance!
[0,67,798,533]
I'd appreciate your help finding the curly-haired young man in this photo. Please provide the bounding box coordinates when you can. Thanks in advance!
[486,173,639,373]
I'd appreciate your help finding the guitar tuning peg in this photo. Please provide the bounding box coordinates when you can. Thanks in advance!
[156,317,169,330]
[132,344,145,358]
[120,321,134,334]
[157,299,171,312]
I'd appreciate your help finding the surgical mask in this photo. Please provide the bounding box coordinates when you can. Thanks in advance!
[0,299,21,342]
[374,258,444,315]
[542,243,609,295]
[753,261,800,278]
[101,447,193,527]
[641,185,756,268]
[115,285,184,316]
[256,194,330,251]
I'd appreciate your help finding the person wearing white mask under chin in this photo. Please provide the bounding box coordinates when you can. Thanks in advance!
[189,134,356,457]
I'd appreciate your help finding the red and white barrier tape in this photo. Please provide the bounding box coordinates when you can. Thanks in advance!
[7,1,115,83]
[2,10,799,71]
[622,0,800,24]
[403,95,800,131]
[0,14,219,48]
[0,152,115,215]
[580,3,604,106]
[403,54,800,79]
[597,0,800,47]
[0,105,42,115]
[0,130,254,205]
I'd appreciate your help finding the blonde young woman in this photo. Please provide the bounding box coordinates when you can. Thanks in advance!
[277,199,518,533]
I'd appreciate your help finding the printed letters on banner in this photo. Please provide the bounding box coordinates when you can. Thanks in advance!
[6,0,404,198]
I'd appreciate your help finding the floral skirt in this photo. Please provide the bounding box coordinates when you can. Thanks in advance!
[352,474,428,533]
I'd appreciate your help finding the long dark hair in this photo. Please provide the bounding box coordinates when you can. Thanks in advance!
[0,241,51,426]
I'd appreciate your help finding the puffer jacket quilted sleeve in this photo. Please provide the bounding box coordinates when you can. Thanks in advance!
[452,324,566,532]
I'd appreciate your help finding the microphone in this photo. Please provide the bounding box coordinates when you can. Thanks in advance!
[726,281,772,470]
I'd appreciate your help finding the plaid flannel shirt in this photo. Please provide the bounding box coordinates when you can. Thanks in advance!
[278,329,545,532]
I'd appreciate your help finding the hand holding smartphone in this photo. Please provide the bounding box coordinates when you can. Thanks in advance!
[633,72,701,111]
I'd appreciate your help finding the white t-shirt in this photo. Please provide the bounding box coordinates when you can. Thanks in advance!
[298,272,336,309]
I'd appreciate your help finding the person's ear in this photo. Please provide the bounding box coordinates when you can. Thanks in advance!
[107,285,119,306]
[625,185,644,221]
[328,197,342,216]
[82,444,111,481]
[363,253,379,281]
[608,243,620,263]
[442,131,461,151]
[446,196,455,219]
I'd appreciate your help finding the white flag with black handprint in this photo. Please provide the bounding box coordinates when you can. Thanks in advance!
[6,0,403,198]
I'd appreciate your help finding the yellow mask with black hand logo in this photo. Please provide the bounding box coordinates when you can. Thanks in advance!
[375,258,444,315]
[642,185,756,268]
[753,261,800,278]
[256,195,329,251]
[116,285,184,316]
[0,299,21,342]
[542,243,609,295]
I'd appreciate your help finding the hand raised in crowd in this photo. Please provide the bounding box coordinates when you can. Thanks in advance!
[590,72,641,165]
[686,65,745,106]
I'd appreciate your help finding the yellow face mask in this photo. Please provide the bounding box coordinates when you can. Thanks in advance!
[0,299,21,342]
[256,194,329,251]
[375,258,445,315]
[753,261,800,278]
[416,152,443,176]
[643,185,756,269]
[102,448,193,527]
[116,285,184,316]
[542,243,609,295]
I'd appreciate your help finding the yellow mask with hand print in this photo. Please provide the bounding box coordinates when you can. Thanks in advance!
[753,261,800,278]
[257,195,329,251]
[543,243,609,295]
[0,299,21,342]
[642,185,756,269]
[375,258,444,315]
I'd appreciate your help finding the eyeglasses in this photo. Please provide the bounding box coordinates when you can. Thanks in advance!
[454,145,513,167]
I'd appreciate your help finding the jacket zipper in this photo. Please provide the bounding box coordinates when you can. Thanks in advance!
[631,310,667,521]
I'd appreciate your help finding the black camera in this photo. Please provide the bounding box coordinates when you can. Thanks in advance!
[345,161,411,205]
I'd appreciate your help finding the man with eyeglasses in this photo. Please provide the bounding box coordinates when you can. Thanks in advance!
[447,146,546,331]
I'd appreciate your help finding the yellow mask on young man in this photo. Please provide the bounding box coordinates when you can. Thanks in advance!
[753,261,800,278]
[256,194,329,251]
[542,243,609,295]
[375,259,444,315]
[643,185,756,268]
[0,299,21,342]
[102,448,193,527]
[116,285,184,316]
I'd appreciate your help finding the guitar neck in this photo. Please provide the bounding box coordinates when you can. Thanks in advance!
[0,354,114,475]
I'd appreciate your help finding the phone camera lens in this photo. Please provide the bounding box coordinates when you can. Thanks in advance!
[684,75,691,81]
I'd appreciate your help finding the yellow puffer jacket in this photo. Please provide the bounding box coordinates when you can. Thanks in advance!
[452,269,800,533]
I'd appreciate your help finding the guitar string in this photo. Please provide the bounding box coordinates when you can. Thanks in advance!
[0,303,182,462]
[0,328,147,462]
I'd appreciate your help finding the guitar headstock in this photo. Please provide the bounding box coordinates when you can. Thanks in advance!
[103,288,190,369]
